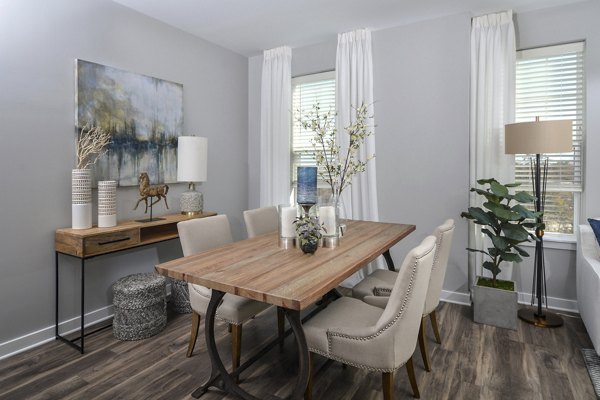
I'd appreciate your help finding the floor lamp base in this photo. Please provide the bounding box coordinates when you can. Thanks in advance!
[518,308,563,328]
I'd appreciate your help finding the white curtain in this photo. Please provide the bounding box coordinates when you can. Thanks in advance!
[336,28,382,286]
[469,11,516,286]
[260,46,292,207]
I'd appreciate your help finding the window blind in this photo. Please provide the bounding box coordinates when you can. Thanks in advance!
[515,42,585,191]
[291,71,335,185]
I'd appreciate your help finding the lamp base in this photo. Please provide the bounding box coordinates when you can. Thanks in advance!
[517,308,563,328]
[180,188,203,215]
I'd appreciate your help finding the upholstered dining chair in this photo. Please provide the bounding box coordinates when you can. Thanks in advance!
[302,235,437,400]
[352,219,455,372]
[243,206,278,238]
[243,205,286,350]
[177,215,272,375]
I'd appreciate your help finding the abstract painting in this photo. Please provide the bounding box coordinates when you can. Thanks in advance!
[76,59,183,186]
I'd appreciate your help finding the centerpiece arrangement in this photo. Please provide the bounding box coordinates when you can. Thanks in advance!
[292,103,374,249]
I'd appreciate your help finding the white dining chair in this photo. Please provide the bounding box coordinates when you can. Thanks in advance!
[352,219,455,372]
[178,215,272,376]
[243,206,278,238]
[302,235,437,399]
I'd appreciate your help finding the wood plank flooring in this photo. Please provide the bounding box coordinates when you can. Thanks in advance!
[0,301,596,399]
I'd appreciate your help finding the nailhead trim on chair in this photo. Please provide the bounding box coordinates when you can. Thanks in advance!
[320,244,435,372]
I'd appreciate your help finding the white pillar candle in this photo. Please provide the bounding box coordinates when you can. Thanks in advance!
[280,206,297,238]
[319,206,336,236]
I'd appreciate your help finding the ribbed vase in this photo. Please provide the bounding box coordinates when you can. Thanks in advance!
[98,180,117,228]
[72,169,92,229]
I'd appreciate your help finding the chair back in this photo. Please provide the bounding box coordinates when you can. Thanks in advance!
[374,235,436,367]
[243,206,278,238]
[424,219,455,314]
[177,215,234,300]
[178,214,233,256]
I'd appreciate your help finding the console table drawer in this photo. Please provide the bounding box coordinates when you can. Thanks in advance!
[84,229,140,256]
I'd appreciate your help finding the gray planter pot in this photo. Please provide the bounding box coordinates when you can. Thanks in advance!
[472,278,518,330]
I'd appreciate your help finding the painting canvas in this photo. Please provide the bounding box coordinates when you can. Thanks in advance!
[76,59,183,186]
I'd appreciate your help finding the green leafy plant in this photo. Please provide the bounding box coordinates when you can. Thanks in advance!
[297,103,374,200]
[294,215,323,254]
[461,178,544,287]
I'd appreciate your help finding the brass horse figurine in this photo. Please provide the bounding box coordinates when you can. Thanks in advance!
[134,172,169,213]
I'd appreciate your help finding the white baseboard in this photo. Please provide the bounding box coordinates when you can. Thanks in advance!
[517,292,579,314]
[440,288,579,314]
[0,305,114,361]
[440,289,471,305]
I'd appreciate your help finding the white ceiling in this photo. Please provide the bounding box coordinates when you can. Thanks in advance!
[113,0,583,57]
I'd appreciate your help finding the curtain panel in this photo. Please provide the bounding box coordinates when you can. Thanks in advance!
[336,28,382,285]
[469,10,516,286]
[260,46,292,207]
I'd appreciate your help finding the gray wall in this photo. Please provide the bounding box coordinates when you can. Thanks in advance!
[247,1,600,308]
[0,0,248,357]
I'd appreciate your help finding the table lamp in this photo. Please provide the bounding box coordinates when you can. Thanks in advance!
[177,136,207,216]
[505,117,572,328]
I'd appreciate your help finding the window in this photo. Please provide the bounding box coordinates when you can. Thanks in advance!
[514,42,585,235]
[291,71,335,189]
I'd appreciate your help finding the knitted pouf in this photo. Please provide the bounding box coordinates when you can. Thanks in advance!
[170,279,192,314]
[112,272,167,341]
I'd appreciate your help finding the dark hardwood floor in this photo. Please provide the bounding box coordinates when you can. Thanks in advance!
[0,301,596,399]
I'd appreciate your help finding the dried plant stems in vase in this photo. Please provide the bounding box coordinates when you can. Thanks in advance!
[76,125,112,170]
[72,124,112,229]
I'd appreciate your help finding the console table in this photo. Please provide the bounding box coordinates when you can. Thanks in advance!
[55,212,216,353]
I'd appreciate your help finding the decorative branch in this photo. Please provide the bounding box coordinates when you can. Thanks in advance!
[297,102,374,200]
[76,125,112,169]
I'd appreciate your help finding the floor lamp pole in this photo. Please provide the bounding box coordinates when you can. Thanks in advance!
[517,153,563,328]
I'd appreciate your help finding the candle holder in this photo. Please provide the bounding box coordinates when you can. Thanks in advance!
[318,201,339,248]
[278,204,298,249]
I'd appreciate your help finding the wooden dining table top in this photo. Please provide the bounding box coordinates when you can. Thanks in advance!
[155,220,415,311]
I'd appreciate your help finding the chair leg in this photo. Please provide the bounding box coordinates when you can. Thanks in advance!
[382,371,394,400]
[429,310,442,344]
[186,311,201,358]
[304,352,313,400]
[418,318,431,372]
[405,357,420,398]
[277,307,285,353]
[231,324,242,373]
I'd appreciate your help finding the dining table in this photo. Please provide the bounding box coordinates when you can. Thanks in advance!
[155,219,415,400]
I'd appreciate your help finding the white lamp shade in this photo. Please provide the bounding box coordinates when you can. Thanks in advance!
[177,136,207,182]
[505,120,572,154]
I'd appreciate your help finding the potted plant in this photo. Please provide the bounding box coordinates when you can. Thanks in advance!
[461,178,543,330]
[294,214,323,254]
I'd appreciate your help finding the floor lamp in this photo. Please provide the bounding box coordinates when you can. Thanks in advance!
[504,117,572,327]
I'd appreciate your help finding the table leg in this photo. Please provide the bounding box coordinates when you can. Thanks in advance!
[383,250,395,271]
[55,252,59,339]
[200,290,309,400]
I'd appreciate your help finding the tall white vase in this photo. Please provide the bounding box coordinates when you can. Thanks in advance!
[98,180,117,228]
[72,169,92,229]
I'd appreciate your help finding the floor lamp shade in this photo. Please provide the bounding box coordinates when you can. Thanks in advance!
[177,136,208,215]
[505,120,572,154]
[503,118,572,328]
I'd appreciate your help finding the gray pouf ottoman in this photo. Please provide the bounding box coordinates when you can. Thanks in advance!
[113,272,167,341]
[170,279,192,314]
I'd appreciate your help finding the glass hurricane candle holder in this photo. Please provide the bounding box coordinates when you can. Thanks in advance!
[278,204,298,249]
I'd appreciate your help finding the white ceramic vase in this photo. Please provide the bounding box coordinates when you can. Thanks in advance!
[72,169,92,229]
[98,180,117,228]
